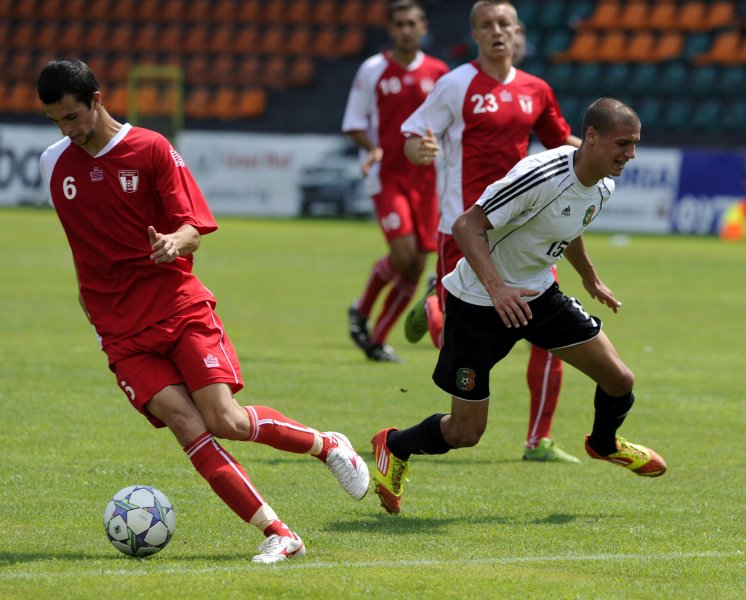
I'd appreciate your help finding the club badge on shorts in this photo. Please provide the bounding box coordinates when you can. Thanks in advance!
[456,367,476,392]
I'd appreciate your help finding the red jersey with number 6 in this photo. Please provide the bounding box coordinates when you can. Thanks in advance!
[39,124,217,347]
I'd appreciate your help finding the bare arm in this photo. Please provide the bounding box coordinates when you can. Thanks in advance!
[345,130,383,177]
[452,205,540,328]
[565,134,582,148]
[563,235,622,313]
[404,128,439,166]
[148,224,201,264]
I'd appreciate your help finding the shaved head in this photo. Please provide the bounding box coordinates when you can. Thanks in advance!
[581,97,640,137]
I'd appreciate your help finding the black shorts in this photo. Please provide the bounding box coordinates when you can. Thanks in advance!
[432,284,602,401]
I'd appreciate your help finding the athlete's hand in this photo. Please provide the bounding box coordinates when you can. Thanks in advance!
[583,278,622,313]
[487,284,540,328]
[362,147,383,177]
[148,225,180,264]
[416,128,439,165]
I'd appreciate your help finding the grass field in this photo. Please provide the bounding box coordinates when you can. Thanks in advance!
[1,206,744,599]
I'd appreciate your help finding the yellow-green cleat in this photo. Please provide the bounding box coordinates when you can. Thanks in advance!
[585,435,667,477]
[523,437,581,463]
[404,277,436,344]
[371,428,411,514]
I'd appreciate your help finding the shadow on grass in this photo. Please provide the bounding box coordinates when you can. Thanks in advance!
[324,512,581,534]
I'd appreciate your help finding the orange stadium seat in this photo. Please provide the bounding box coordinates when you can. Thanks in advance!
[235,54,262,86]
[5,0,32,19]
[35,22,60,53]
[9,21,36,50]
[6,80,39,114]
[110,0,137,22]
[311,0,337,25]
[133,0,161,22]
[676,2,708,32]
[160,0,187,23]
[183,24,211,54]
[595,31,628,62]
[287,0,312,25]
[157,24,184,54]
[108,55,132,83]
[135,84,165,116]
[209,23,236,54]
[617,0,649,30]
[131,23,160,53]
[285,26,313,55]
[258,25,286,54]
[236,87,267,118]
[552,30,599,63]
[706,2,737,30]
[236,0,262,23]
[108,23,134,53]
[58,21,86,55]
[213,0,237,23]
[365,0,389,27]
[261,55,287,88]
[103,84,128,118]
[338,0,364,25]
[653,31,684,61]
[264,0,289,24]
[338,27,365,57]
[579,0,620,30]
[625,31,656,62]
[286,56,315,87]
[647,1,679,30]
[207,55,237,85]
[36,0,63,20]
[694,30,744,65]
[5,52,34,80]
[311,25,338,58]
[234,25,260,54]
[82,22,110,53]
[186,0,212,22]
[183,54,211,84]
[185,85,213,119]
[212,85,240,119]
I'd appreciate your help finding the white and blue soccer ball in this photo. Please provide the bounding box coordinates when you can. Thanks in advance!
[104,485,176,557]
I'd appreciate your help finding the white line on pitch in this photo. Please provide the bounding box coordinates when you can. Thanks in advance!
[1,550,742,579]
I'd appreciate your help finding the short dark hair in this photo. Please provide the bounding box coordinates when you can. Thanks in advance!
[581,97,640,136]
[388,0,425,22]
[37,58,99,108]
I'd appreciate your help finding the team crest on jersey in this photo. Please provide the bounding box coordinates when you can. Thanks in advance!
[455,368,476,392]
[583,205,596,227]
[118,170,139,193]
[90,166,104,182]
[518,95,533,114]
[403,74,415,86]
[499,90,513,102]
[420,78,435,93]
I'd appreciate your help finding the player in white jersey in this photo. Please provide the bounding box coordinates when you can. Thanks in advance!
[402,0,581,462]
[371,98,667,514]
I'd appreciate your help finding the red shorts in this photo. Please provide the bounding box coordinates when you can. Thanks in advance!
[105,301,243,428]
[373,174,438,251]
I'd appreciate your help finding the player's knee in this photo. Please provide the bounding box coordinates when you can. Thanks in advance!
[204,411,245,440]
[604,366,635,396]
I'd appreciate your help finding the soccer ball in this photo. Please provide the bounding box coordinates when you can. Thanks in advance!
[103,485,176,557]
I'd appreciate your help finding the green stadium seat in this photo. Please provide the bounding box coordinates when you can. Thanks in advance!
[722,100,746,134]
[720,67,746,99]
[635,98,663,128]
[657,62,689,95]
[625,64,659,96]
[574,63,604,95]
[688,65,719,97]
[691,98,723,132]
[543,63,575,94]
[661,99,694,132]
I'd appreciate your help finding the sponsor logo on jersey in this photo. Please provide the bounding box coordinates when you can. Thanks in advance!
[403,74,415,86]
[561,205,572,216]
[203,354,220,368]
[499,90,513,102]
[455,367,476,392]
[518,95,533,114]
[118,170,139,193]
[170,147,186,167]
[90,166,104,182]
[420,78,435,93]
[583,205,596,226]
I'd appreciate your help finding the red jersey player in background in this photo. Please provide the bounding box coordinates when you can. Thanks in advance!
[342,0,449,363]
[37,58,368,564]
[401,1,582,462]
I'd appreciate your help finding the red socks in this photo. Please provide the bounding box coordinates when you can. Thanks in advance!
[526,345,563,448]
[356,256,395,316]
[184,431,265,524]
[243,405,320,455]
[370,275,417,344]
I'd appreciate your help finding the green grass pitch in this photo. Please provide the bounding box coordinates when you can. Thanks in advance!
[1,207,744,599]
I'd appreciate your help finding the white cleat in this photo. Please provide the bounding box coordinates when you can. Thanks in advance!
[323,432,370,501]
[251,532,306,564]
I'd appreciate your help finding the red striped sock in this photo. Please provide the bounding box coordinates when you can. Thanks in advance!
[243,405,318,454]
[526,346,563,448]
[357,256,395,316]
[370,274,417,344]
[184,431,265,523]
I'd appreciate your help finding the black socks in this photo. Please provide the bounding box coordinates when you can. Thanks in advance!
[588,386,635,456]
[387,413,453,460]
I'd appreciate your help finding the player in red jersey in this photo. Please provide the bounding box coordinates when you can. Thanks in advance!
[401,1,582,462]
[37,59,369,564]
[342,0,449,363]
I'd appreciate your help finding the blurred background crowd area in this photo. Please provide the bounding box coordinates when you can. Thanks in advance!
[1,0,745,147]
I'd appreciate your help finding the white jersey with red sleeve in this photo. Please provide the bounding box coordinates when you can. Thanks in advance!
[442,146,614,306]
[342,50,449,195]
[40,124,218,347]
[401,61,572,234]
